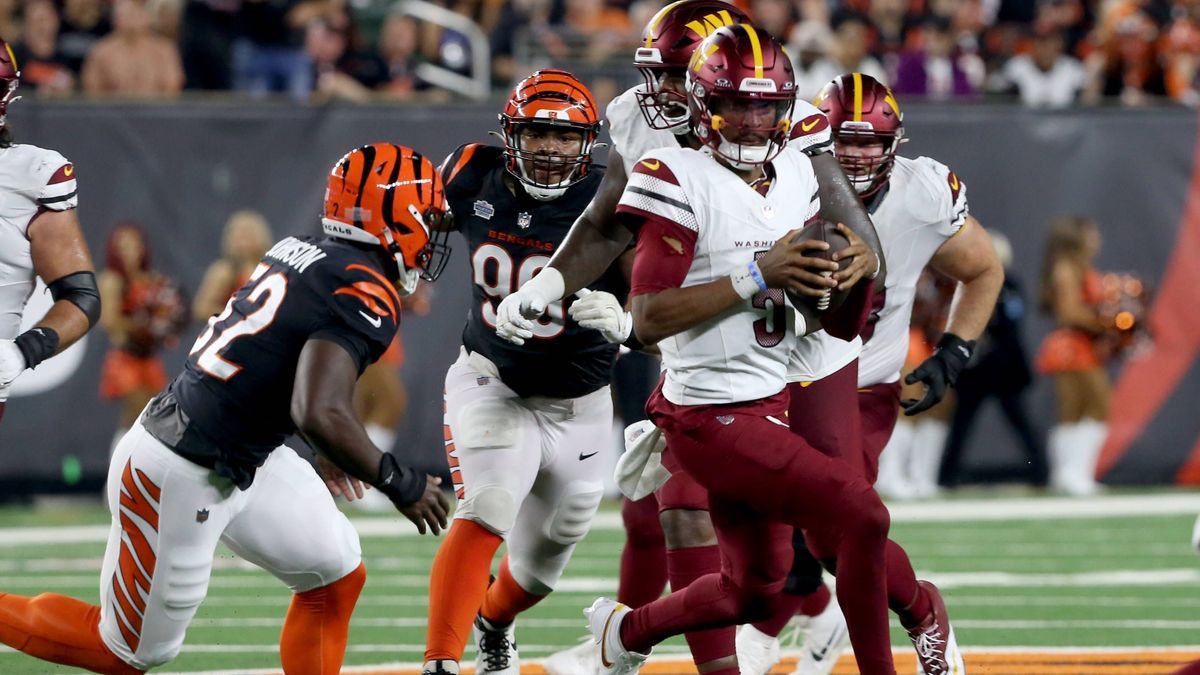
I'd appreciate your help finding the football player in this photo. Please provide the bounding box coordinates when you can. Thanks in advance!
[582,25,896,675]
[738,74,1003,675]
[519,5,887,675]
[0,39,100,424]
[421,70,632,675]
[0,144,451,675]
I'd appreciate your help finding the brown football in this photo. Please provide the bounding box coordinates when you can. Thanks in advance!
[786,218,853,327]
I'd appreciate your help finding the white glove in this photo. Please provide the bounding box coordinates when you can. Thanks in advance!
[614,420,669,501]
[0,339,27,388]
[569,290,632,344]
[495,267,566,346]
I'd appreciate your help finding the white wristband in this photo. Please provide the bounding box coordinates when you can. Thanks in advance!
[730,261,766,299]
[523,266,566,304]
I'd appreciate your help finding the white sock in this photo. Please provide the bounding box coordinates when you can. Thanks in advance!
[364,423,396,452]
[1046,425,1067,490]
[1056,422,1099,496]
[1077,419,1108,489]
[909,419,948,498]
[876,421,915,499]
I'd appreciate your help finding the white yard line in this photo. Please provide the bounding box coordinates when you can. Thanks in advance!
[0,493,1196,546]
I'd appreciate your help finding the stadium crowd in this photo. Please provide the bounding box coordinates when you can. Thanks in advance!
[2,0,1198,107]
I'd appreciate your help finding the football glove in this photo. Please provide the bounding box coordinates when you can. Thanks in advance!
[569,290,632,344]
[495,268,566,346]
[902,332,974,416]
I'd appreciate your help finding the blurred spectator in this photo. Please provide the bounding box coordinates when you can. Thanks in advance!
[1083,7,1168,105]
[57,0,111,75]
[751,0,796,41]
[939,231,1049,489]
[232,0,312,99]
[180,0,239,90]
[12,0,75,96]
[1162,3,1200,105]
[990,28,1085,106]
[192,210,273,321]
[0,0,18,47]
[893,16,980,99]
[1035,216,1110,495]
[790,20,837,98]
[377,13,431,100]
[791,12,889,99]
[1036,0,1091,55]
[98,222,188,454]
[82,0,184,97]
[489,0,552,84]
[554,0,630,64]
[306,16,386,102]
[869,0,912,56]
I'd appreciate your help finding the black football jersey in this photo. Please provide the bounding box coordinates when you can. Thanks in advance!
[441,143,625,399]
[141,236,399,488]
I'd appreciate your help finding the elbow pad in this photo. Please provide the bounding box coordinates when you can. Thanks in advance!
[47,271,101,329]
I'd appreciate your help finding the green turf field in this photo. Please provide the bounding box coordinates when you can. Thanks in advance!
[0,491,1197,674]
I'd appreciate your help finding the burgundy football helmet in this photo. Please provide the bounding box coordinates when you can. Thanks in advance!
[634,0,750,133]
[0,38,20,127]
[687,24,796,170]
[814,73,905,198]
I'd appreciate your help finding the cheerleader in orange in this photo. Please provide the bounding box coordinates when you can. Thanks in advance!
[1036,216,1110,495]
[191,210,273,321]
[97,222,187,451]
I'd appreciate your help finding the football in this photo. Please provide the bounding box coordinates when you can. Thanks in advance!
[786,218,854,326]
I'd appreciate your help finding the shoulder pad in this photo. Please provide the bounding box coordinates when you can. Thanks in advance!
[439,143,503,194]
[904,156,968,230]
[789,101,833,156]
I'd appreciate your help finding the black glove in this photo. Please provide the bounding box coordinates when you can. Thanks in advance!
[902,333,974,416]
[374,452,426,509]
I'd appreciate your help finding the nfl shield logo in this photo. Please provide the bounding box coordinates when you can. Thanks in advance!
[517,212,533,229]
[196,509,210,523]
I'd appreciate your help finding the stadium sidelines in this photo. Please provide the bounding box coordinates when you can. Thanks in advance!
[0,492,1197,546]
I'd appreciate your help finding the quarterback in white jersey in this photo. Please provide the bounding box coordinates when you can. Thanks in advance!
[579,26,899,675]
[0,40,99,422]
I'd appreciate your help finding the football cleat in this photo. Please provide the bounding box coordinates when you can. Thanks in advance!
[544,638,601,675]
[793,598,850,675]
[585,597,649,675]
[473,614,520,675]
[905,582,965,675]
[735,624,781,675]
[421,659,460,675]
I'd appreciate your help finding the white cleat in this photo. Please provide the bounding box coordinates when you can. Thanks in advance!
[584,597,649,675]
[473,614,519,675]
[545,638,601,675]
[735,624,781,675]
[792,599,850,675]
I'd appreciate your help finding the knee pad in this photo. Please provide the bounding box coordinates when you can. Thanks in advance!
[544,481,603,545]
[454,398,523,449]
[457,485,517,536]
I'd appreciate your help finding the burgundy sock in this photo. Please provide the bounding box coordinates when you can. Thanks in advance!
[885,540,930,628]
[668,546,736,667]
[617,497,668,608]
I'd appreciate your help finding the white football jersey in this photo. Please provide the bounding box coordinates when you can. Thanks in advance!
[619,146,821,406]
[606,85,678,176]
[0,143,78,339]
[857,155,968,386]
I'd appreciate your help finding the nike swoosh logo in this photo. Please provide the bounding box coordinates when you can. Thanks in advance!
[579,451,599,461]
[359,310,382,328]
[64,165,74,176]
[810,624,847,661]
[640,159,660,170]
[801,117,820,132]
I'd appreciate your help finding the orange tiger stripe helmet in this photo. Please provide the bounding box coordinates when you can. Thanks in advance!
[498,69,601,201]
[322,143,452,295]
